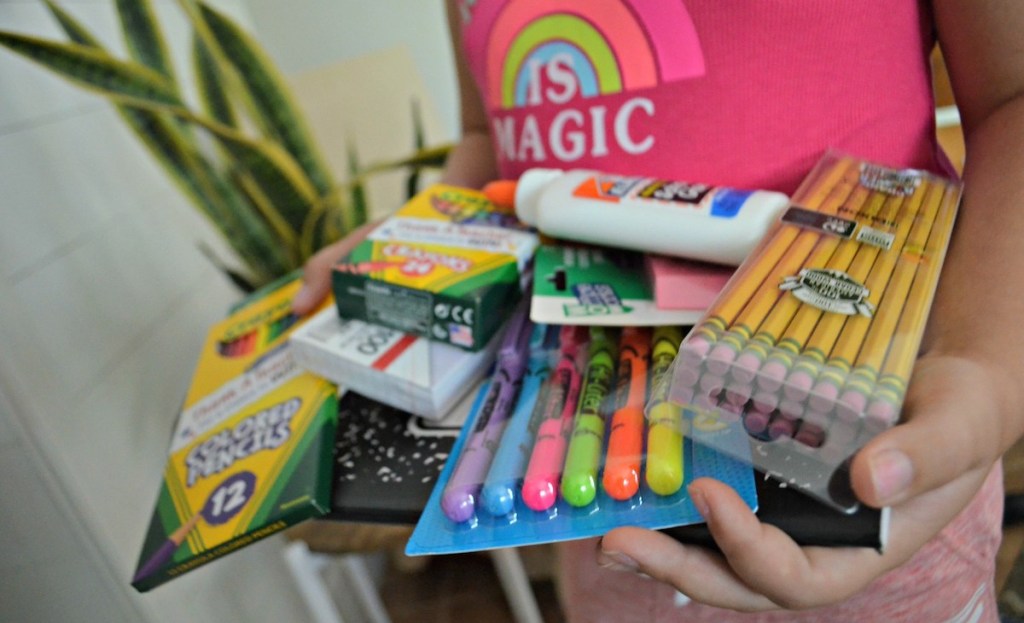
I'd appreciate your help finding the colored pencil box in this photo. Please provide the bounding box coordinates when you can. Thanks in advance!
[132,279,338,591]
[655,151,963,513]
[332,184,539,351]
[407,312,757,556]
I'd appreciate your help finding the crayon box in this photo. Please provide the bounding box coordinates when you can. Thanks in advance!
[332,184,538,351]
[131,278,338,592]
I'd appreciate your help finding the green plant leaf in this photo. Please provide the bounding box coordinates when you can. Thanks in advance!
[23,8,288,285]
[192,32,236,127]
[361,144,454,175]
[115,0,178,87]
[0,30,181,108]
[42,1,99,46]
[346,141,369,228]
[193,2,336,199]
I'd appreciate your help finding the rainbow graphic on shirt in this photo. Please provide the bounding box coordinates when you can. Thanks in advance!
[462,0,706,110]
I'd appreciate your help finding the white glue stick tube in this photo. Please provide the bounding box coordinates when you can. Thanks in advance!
[513,168,790,266]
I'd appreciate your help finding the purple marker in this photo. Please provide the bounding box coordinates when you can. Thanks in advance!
[441,308,532,522]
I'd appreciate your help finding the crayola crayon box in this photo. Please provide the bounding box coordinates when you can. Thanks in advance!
[331,184,539,351]
[131,278,338,592]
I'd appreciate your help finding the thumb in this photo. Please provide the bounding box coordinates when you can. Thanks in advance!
[293,219,379,315]
[850,356,1003,508]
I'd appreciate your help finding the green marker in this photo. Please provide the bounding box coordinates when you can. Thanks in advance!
[561,326,618,507]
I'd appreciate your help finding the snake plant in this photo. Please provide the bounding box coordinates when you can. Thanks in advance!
[1,0,450,290]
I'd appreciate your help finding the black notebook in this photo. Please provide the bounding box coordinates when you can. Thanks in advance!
[662,471,888,552]
[327,391,887,550]
[326,389,473,524]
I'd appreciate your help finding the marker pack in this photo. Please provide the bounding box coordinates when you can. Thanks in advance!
[332,184,538,352]
[132,278,338,591]
[656,152,963,513]
[407,310,756,556]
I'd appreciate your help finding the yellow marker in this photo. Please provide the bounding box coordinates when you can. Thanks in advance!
[645,325,687,496]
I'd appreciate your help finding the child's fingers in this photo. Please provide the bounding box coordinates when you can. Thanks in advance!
[599,526,779,612]
[850,355,1004,508]
[689,478,882,610]
[293,220,379,315]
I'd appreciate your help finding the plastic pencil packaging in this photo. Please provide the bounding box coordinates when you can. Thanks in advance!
[655,151,963,513]
[406,306,757,556]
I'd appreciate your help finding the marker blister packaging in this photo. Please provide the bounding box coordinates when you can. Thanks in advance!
[654,151,963,513]
[406,309,756,555]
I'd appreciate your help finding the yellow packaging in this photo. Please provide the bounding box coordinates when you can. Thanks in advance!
[132,278,338,591]
[332,184,538,350]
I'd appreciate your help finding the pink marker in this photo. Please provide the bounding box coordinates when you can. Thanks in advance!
[521,326,586,511]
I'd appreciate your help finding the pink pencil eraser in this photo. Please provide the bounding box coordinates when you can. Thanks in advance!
[757,360,788,393]
[836,390,868,421]
[743,410,771,434]
[731,351,762,384]
[866,399,899,429]
[750,390,779,415]
[808,380,840,413]
[646,254,733,310]
[680,337,712,366]
[768,413,797,439]
[783,370,815,402]
[706,344,737,376]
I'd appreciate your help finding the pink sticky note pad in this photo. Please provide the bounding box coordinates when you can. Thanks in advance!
[645,254,734,311]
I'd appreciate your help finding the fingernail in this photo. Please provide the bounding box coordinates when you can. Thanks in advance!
[870,449,914,502]
[688,485,711,521]
[597,550,640,574]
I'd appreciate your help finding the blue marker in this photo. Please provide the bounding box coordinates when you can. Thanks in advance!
[481,324,556,516]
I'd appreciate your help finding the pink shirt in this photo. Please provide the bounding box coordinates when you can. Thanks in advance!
[457,2,1000,621]
[458,0,945,194]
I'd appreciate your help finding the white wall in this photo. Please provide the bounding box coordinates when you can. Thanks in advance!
[243,0,459,140]
[0,1,428,621]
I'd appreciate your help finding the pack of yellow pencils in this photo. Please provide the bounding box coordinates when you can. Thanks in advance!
[131,278,338,591]
[658,152,963,511]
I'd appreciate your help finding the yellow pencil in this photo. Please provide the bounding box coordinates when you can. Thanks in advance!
[865,182,961,428]
[828,178,944,418]
[731,181,894,387]
[702,162,862,376]
[680,156,857,367]
[786,171,934,405]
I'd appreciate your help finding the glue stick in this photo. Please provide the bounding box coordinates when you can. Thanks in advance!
[503,168,790,266]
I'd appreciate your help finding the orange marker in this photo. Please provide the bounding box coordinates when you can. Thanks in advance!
[602,326,652,500]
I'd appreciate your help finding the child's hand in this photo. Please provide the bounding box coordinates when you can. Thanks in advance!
[292,220,380,315]
[598,351,1011,611]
